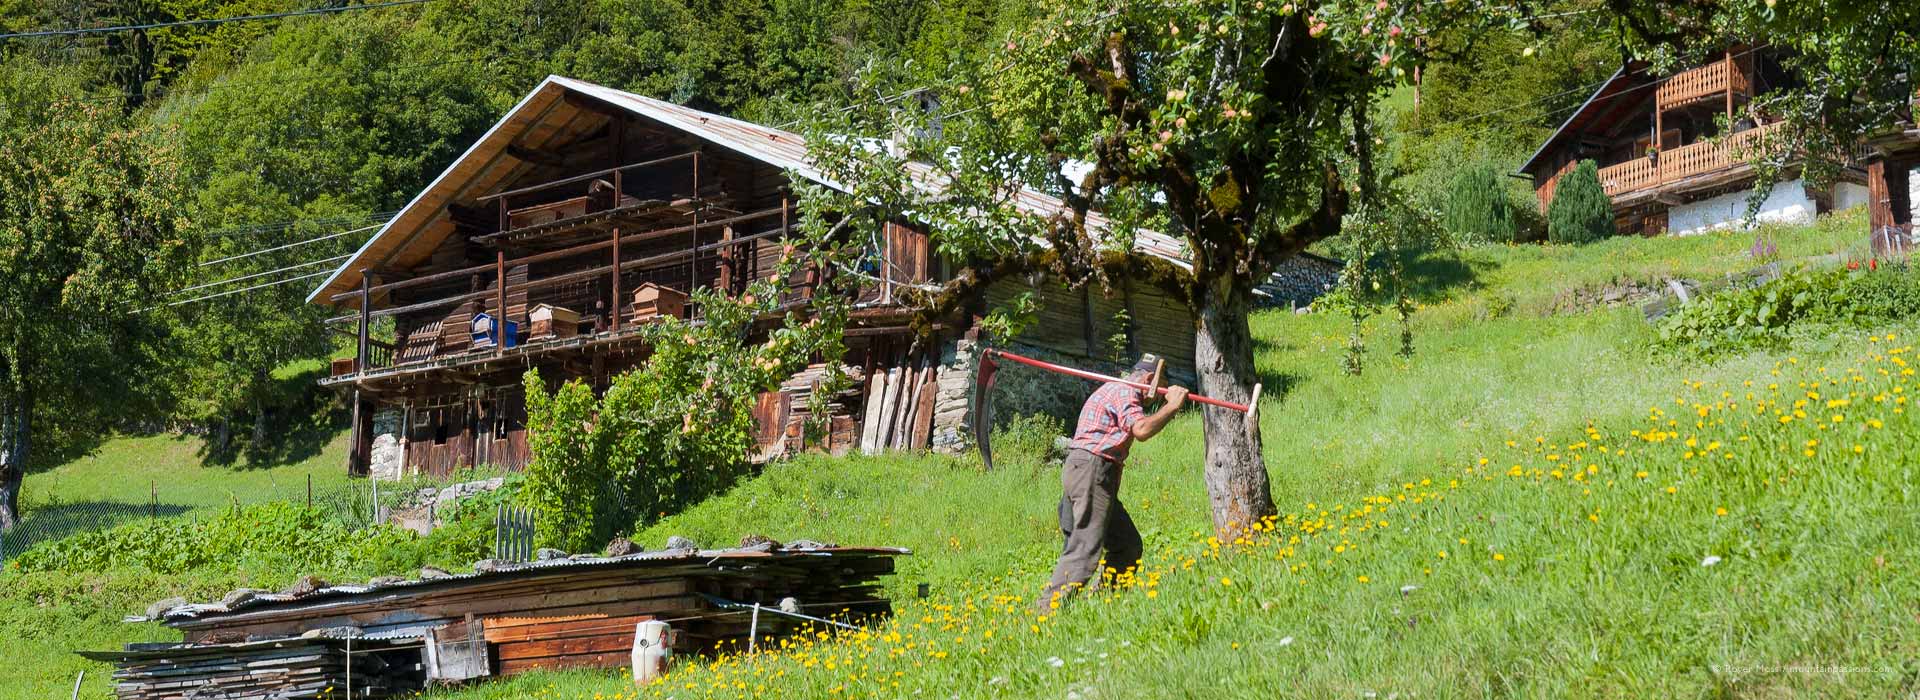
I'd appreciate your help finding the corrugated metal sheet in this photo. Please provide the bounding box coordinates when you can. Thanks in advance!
[135,545,910,624]
[308,75,1191,305]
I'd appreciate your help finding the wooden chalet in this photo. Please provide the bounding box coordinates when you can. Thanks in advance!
[1520,47,1917,237]
[308,76,1221,478]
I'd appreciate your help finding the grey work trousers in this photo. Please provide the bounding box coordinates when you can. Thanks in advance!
[1036,448,1143,612]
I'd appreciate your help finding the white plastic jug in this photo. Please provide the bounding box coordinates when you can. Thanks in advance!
[632,620,672,685]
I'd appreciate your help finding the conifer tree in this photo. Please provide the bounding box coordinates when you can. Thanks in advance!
[1547,160,1613,244]
[1444,163,1515,244]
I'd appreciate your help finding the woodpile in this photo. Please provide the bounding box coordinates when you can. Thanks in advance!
[78,638,424,700]
[861,352,937,455]
[96,545,907,698]
[767,363,862,457]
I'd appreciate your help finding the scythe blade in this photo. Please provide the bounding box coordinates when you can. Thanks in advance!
[971,349,1000,471]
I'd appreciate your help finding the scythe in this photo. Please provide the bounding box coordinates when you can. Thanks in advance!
[970,349,1001,471]
[969,347,1260,470]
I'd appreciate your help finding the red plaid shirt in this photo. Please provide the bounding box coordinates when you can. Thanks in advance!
[1068,380,1145,463]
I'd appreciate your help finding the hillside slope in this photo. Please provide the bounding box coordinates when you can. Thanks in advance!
[420,214,1918,698]
[4,213,1905,699]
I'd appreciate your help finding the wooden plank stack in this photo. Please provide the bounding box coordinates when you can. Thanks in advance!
[80,638,423,700]
[771,363,861,457]
[106,547,906,697]
[859,352,937,455]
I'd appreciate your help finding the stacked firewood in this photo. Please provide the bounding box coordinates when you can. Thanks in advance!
[778,363,863,455]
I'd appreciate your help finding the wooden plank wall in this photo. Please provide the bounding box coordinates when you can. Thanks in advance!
[407,402,474,478]
[985,277,1196,373]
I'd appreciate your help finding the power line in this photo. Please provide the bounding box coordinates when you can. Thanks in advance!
[171,254,354,296]
[0,0,434,41]
[138,269,338,313]
[1409,72,1624,135]
[199,211,398,241]
[198,221,384,268]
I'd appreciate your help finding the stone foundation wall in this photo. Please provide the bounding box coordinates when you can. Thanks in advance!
[929,338,978,454]
[928,337,1196,455]
[369,410,404,481]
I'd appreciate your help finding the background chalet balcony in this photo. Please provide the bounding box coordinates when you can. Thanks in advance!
[1656,58,1752,112]
[1598,122,1784,198]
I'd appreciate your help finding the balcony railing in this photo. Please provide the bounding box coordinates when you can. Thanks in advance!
[1596,121,1784,197]
[326,203,805,379]
[1656,58,1751,112]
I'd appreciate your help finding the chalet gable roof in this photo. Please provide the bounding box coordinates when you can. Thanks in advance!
[306,75,1188,306]
[1517,66,1655,177]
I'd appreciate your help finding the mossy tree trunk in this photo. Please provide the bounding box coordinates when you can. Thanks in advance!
[0,390,30,532]
[1192,271,1270,534]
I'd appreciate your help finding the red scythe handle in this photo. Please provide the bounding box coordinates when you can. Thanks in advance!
[982,349,1255,415]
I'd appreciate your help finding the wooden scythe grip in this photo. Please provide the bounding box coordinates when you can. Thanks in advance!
[1147,359,1166,403]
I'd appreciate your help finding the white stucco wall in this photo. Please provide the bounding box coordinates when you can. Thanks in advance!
[1668,179,1817,236]
[1766,167,1918,219]
[1912,167,1920,212]
[1834,181,1871,212]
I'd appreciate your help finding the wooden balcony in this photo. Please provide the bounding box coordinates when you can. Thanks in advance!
[1656,58,1751,113]
[1597,122,1784,198]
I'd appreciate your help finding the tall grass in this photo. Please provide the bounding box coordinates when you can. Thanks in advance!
[426,319,1920,699]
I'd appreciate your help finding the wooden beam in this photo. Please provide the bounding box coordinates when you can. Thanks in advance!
[476,152,696,203]
[495,250,507,358]
[506,144,568,168]
[610,225,622,332]
[357,271,372,370]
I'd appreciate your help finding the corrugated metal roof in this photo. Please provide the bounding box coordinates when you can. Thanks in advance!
[76,634,418,662]
[136,545,910,624]
[307,75,1191,305]
[553,76,1191,265]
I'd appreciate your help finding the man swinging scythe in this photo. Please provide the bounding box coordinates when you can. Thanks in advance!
[1036,353,1187,611]
[971,349,1260,612]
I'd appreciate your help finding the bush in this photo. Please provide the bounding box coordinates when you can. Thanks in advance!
[1657,263,1920,356]
[1547,160,1613,244]
[990,412,1067,471]
[1443,163,1515,244]
[521,284,850,552]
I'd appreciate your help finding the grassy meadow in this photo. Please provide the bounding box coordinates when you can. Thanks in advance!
[5,211,1915,699]
[422,211,1918,698]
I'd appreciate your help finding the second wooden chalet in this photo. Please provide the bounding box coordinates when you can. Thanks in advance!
[309,76,1322,478]
[1521,47,1919,237]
